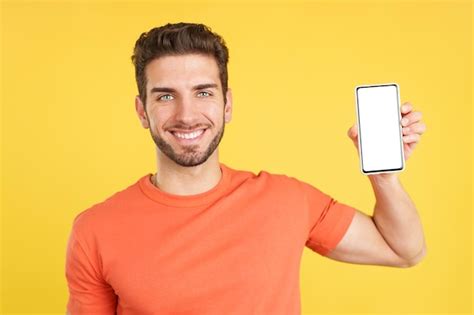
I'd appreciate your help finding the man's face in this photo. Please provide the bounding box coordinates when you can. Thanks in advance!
[135,54,232,167]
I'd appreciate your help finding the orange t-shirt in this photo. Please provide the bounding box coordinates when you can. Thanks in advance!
[65,163,356,314]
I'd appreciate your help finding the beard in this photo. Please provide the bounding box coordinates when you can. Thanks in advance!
[147,114,225,167]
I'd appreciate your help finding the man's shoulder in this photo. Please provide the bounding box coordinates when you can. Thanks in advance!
[71,175,144,231]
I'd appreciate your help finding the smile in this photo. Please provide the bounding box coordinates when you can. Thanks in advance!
[170,129,207,143]
[173,129,205,139]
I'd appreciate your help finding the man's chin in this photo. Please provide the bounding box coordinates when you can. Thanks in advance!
[170,155,209,167]
[164,148,210,167]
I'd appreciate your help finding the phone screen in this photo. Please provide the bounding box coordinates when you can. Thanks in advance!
[355,83,404,174]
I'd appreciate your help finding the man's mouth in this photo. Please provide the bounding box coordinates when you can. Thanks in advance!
[169,128,207,143]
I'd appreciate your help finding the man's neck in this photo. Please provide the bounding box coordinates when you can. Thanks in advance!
[153,154,222,196]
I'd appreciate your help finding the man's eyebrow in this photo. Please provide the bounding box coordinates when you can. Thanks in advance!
[150,83,218,94]
[193,83,218,90]
[150,87,175,94]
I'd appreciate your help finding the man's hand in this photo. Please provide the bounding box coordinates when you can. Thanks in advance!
[347,102,426,180]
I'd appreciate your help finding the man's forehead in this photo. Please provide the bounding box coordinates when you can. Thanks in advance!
[145,54,221,90]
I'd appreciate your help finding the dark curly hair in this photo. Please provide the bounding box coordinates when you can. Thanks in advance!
[131,22,229,108]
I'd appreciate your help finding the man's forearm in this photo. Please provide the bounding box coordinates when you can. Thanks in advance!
[369,175,426,265]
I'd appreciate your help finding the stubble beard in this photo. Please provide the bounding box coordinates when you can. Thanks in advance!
[148,114,225,167]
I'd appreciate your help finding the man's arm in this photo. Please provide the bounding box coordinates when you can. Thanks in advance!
[325,175,426,268]
[370,174,426,265]
[66,226,117,314]
[331,102,427,267]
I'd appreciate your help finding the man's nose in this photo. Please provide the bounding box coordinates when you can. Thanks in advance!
[174,96,198,124]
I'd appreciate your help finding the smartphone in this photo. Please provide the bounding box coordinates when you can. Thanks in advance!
[354,83,405,175]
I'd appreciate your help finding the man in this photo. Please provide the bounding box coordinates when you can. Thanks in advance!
[65,22,427,314]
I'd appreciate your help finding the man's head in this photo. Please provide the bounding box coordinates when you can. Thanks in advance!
[131,23,232,168]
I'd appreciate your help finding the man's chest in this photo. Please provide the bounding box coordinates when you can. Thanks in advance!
[102,198,307,314]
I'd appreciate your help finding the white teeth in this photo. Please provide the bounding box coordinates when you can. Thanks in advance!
[173,129,205,139]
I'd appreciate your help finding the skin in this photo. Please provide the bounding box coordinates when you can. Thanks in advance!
[135,53,232,196]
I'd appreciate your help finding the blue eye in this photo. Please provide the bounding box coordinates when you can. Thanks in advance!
[158,94,173,101]
[198,91,211,97]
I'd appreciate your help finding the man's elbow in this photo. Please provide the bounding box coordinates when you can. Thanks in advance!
[401,244,427,268]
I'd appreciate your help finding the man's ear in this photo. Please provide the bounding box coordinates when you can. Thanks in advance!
[135,95,149,129]
[224,88,233,124]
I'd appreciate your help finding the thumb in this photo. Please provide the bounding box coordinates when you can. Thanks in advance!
[347,123,358,139]
[347,123,359,152]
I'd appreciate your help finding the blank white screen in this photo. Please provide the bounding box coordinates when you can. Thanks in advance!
[356,85,403,173]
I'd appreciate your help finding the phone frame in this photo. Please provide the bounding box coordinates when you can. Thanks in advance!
[354,82,405,175]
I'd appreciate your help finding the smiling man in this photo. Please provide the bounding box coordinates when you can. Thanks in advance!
[65,23,427,315]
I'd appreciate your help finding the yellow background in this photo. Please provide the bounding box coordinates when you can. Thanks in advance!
[1,0,472,314]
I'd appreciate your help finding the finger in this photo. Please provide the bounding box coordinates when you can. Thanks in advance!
[402,122,426,135]
[405,141,418,150]
[403,133,420,143]
[403,143,411,159]
[408,141,418,150]
[401,111,423,126]
[401,102,413,114]
[405,141,418,157]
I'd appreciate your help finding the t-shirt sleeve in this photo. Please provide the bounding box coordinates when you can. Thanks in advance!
[300,181,357,256]
[65,218,117,314]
